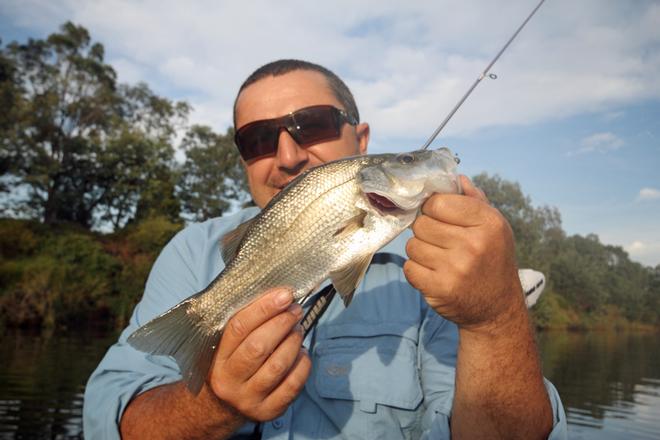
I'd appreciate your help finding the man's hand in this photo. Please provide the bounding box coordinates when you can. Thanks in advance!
[208,288,311,422]
[121,288,311,439]
[404,175,523,330]
[404,175,553,439]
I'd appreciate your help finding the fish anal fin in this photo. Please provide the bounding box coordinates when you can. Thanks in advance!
[330,253,374,307]
[127,297,223,395]
[220,218,256,264]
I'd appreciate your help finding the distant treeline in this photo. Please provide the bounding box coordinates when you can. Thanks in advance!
[1,23,659,330]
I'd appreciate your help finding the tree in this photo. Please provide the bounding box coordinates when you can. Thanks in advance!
[473,173,564,272]
[0,23,188,229]
[177,125,249,222]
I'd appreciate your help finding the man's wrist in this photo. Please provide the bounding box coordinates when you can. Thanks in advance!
[196,383,247,434]
[458,289,529,346]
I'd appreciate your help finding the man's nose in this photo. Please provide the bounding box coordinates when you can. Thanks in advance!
[275,129,309,174]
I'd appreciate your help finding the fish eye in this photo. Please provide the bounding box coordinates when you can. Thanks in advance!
[398,154,415,164]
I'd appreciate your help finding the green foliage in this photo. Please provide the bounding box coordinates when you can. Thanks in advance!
[1,23,187,229]
[0,23,249,329]
[105,216,183,327]
[531,291,577,329]
[0,219,120,327]
[1,23,658,330]
[0,217,182,329]
[473,173,564,273]
[474,173,660,328]
[177,125,249,221]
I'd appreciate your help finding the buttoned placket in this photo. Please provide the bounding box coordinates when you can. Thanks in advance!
[260,298,319,439]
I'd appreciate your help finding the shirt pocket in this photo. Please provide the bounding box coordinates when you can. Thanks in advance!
[312,322,423,419]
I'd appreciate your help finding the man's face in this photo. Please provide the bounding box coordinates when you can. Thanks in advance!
[235,70,369,208]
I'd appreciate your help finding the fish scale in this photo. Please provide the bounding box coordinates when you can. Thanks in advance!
[128,148,462,394]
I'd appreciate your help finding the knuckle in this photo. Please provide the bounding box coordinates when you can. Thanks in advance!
[405,238,416,257]
[455,259,472,279]
[261,405,285,422]
[228,316,247,338]
[403,260,415,280]
[275,310,296,328]
[245,339,268,358]
[280,377,304,403]
[424,196,443,216]
[411,218,422,237]
[463,237,480,257]
[267,359,289,377]
[257,300,273,318]
[412,215,429,236]
[471,236,487,256]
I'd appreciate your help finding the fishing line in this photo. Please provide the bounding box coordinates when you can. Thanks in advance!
[300,0,547,338]
[420,0,546,150]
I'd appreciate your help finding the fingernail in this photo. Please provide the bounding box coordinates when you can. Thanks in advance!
[289,303,302,319]
[287,303,303,318]
[275,289,293,307]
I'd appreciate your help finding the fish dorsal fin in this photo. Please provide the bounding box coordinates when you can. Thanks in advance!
[330,252,374,308]
[220,218,256,264]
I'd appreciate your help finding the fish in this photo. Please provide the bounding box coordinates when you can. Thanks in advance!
[127,147,462,394]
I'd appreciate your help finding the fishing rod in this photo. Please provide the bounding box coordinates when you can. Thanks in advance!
[303,0,547,338]
[420,0,546,150]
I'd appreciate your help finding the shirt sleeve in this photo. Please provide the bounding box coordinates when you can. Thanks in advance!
[417,308,568,439]
[82,226,205,439]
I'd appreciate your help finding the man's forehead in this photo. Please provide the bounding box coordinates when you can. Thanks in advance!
[235,70,341,126]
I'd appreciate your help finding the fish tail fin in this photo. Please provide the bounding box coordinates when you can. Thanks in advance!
[127,297,222,395]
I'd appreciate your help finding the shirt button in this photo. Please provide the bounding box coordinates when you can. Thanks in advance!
[272,419,283,429]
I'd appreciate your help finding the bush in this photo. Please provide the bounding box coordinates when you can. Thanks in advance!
[105,216,182,327]
[0,220,121,327]
[0,217,182,329]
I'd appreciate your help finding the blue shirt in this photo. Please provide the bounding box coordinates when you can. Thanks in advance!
[83,207,568,439]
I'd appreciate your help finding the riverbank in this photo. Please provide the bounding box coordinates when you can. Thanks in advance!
[533,291,659,332]
[1,217,659,332]
[0,217,182,330]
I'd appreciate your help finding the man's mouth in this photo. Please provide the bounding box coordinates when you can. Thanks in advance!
[366,192,400,212]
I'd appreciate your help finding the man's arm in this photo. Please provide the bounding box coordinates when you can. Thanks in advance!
[405,176,553,439]
[120,288,311,439]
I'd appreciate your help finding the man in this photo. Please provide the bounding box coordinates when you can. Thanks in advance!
[84,59,567,439]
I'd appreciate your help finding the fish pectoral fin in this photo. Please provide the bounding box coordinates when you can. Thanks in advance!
[330,253,374,307]
[220,217,256,264]
[332,210,367,239]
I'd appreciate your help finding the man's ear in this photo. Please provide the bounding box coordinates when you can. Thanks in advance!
[355,123,370,155]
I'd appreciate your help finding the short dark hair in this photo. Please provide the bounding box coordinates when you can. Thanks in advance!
[233,59,360,128]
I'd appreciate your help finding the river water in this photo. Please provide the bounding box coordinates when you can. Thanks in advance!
[0,329,658,439]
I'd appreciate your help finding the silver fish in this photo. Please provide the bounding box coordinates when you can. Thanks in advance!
[127,148,462,393]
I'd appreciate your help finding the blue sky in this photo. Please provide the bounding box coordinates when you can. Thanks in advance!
[1,0,659,266]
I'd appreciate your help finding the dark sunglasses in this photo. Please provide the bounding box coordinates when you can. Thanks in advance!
[234,105,358,161]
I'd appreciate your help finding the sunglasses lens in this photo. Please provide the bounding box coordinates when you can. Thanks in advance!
[235,106,346,161]
[236,123,279,161]
[292,106,340,146]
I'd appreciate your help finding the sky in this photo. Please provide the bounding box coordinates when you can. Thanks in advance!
[1,0,659,267]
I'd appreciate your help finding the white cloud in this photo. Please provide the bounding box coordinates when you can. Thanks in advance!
[626,240,660,268]
[2,0,660,141]
[637,187,660,201]
[572,132,625,156]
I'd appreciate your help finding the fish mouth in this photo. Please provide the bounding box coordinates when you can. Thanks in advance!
[366,192,401,213]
